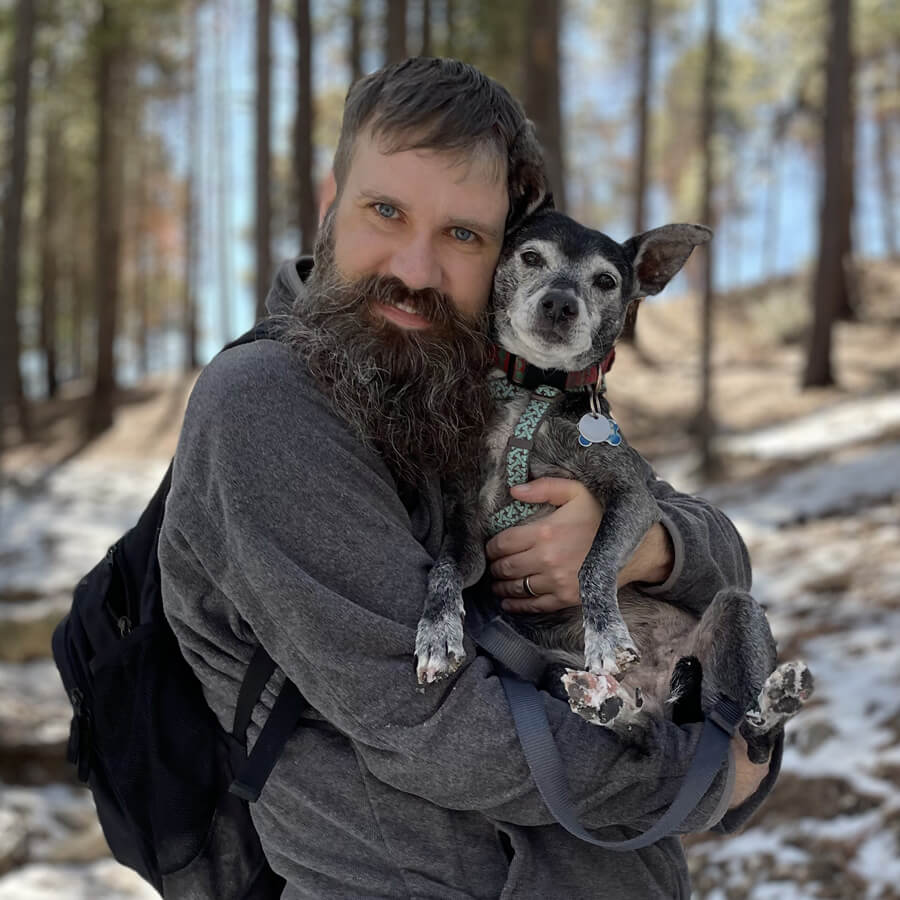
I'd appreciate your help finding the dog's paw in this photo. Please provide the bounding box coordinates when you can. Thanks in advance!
[583,623,640,676]
[562,669,626,725]
[745,660,814,732]
[415,614,466,685]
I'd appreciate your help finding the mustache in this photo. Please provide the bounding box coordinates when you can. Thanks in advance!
[327,273,473,334]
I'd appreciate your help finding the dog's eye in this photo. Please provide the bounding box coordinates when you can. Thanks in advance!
[593,272,617,291]
[521,250,545,268]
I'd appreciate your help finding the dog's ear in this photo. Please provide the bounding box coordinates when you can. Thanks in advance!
[506,119,553,233]
[623,224,712,298]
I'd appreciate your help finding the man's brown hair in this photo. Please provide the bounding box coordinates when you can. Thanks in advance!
[332,57,549,232]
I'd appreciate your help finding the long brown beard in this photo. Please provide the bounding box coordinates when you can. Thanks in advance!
[274,213,494,487]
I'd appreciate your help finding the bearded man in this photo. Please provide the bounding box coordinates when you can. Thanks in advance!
[159,57,778,899]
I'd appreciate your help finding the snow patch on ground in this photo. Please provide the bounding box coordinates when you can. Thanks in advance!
[0,459,169,597]
[719,393,900,460]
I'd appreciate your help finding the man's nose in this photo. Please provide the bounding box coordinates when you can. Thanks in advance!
[387,236,442,291]
[541,290,579,326]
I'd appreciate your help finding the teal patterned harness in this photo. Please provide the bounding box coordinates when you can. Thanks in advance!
[486,379,563,537]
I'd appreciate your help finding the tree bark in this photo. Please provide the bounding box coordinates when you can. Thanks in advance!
[87,1,128,436]
[0,0,37,444]
[421,0,432,56]
[216,0,234,338]
[834,47,857,322]
[385,0,407,65]
[183,0,200,371]
[295,0,316,253]
[803,0,851,388]
[697,0,718,475]
[877,110,897,259]
[622,0,654,344]
[40,106,63,398]
[445,0,455,57]
[349,0,364,83]
[524,0,565,211]
[256,0,273,321]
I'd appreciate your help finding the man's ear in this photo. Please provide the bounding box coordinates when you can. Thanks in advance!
[318,170,337,224]
[506,119,553,233]
[623,224,712,298]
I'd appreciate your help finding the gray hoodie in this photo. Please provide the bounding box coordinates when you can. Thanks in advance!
[158,259,780,899]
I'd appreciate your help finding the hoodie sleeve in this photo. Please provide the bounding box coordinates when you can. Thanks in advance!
[633,464,752,618]
[159,339,738,834]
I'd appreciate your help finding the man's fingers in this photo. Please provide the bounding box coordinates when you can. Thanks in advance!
[509,476,581,507]
[485,523,536,561]
[500,594,575,614]
[491,575,545,599]
[488,549,534,581]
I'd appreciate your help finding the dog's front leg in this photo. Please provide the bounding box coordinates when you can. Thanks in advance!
[415,482,485,684]
[577,487,660,675]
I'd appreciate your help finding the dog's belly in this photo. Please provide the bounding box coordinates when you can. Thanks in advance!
[512,589,697,721]
[618,590,697,719]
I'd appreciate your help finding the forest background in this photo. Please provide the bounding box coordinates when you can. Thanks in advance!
[1,1,899,898]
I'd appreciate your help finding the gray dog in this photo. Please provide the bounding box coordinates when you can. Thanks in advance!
[415,210,812,759]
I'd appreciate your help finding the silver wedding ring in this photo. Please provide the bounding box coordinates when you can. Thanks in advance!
[523,576,538,598]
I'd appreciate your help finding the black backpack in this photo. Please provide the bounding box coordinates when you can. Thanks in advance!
[51,324,306,898]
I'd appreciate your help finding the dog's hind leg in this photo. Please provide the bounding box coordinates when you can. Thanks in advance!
[742,661,814,761]
[686,589,777,716]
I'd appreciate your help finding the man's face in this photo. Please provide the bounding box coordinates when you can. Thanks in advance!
[328,132,510,327]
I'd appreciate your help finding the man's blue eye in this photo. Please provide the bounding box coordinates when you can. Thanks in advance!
[452,227,474,243]
[375,203,397,219]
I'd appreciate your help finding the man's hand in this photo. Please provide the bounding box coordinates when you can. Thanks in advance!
[728,733,770,808]
[486,477,674,614]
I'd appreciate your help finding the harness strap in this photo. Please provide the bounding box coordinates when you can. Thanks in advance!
[487,383,562,536]
[465,605,743,851]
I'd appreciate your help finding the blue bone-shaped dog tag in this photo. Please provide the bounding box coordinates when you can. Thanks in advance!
[578,413,622,447]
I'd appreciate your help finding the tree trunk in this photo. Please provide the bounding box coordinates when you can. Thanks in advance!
[87,1,128,436]
[834,49,857,321]
[69,211,86,381]
[524,0,565,211]
[136,151,151,379]
[183,0,200,371]
[445,0,455,57]
[421,0,432,56]
[0,0,37,444]
[256,0,273,321]
[697,0,718,475]
[295,0,316,253]
[385,0,406,64]
[877,110,898,259]
[349,0,364,83]
[621,0,654,344]
[760,137,781,282]
[216,0,234,338]
[803,0,851,388]
[40,109,63,398]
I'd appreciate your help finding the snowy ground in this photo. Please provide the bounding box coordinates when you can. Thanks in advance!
[1,383,898,898]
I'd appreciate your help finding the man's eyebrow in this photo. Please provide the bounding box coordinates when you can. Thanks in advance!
[359,190,503,241]
[359,189,405,207]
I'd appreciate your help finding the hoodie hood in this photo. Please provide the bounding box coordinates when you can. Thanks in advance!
[265,256,314,317]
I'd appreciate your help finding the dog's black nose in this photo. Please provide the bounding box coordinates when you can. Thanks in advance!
[541,291,579,325]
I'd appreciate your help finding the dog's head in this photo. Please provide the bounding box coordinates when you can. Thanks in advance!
[491,212,711,371]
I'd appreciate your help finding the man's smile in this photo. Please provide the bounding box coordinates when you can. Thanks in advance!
[373,299,432,330]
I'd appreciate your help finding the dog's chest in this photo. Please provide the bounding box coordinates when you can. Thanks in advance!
[479,380,532,518]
